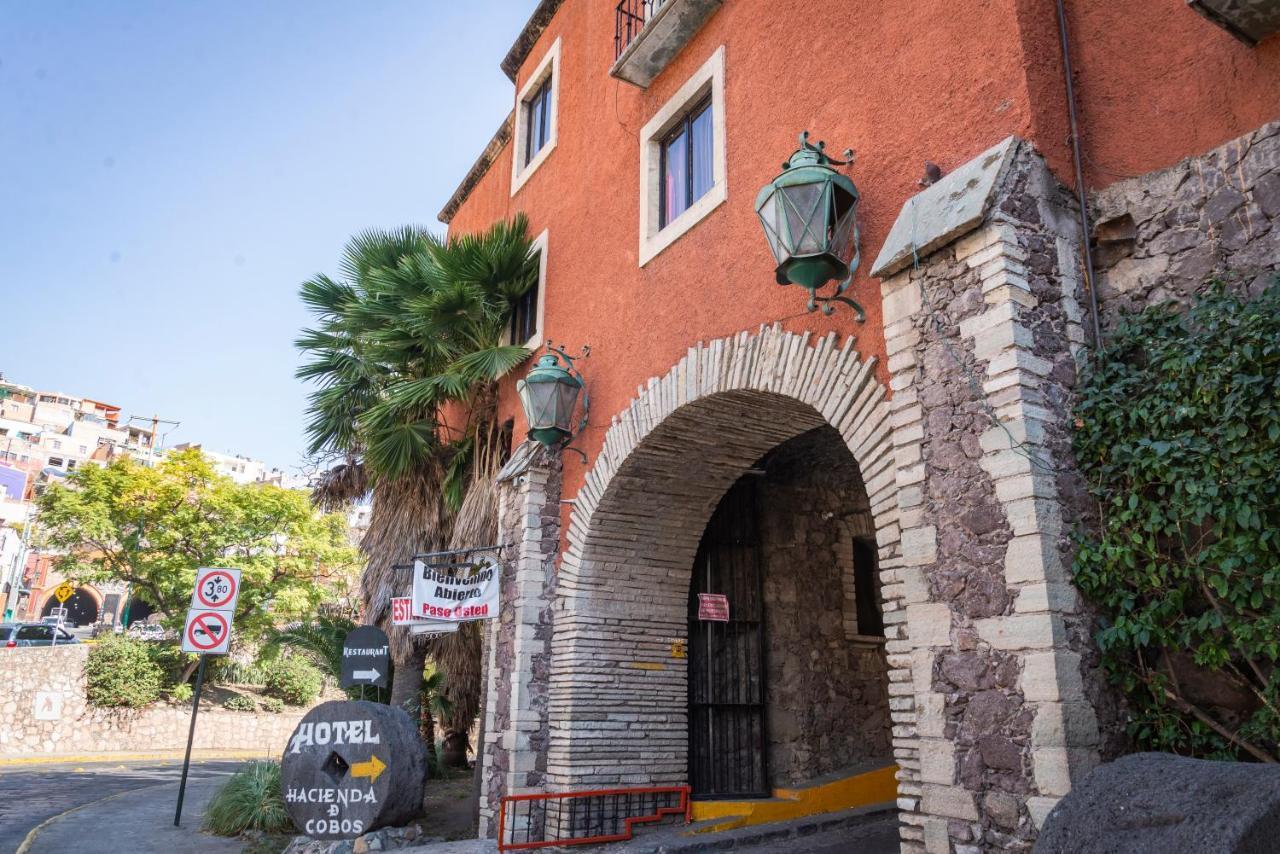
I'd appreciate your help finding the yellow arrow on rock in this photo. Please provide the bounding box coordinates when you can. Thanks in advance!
[350,755,386,783]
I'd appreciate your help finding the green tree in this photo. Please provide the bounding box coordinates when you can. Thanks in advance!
[36,448,359,649]
[1073,280,1280,762]
[295,216,536,724]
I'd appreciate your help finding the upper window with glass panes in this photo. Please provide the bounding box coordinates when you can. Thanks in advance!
[637,46,726,267]
[511,38,561,195]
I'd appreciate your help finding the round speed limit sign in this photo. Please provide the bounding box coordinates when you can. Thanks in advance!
[191,567,241,611]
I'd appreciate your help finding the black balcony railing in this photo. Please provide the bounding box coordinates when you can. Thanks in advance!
[614,0,666,59]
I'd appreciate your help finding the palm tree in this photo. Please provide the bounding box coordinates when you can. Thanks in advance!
[295,216,537,718]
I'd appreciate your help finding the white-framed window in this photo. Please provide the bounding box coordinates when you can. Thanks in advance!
[509,229,550,350]
[510,37,561,195]
[638,44,727,267]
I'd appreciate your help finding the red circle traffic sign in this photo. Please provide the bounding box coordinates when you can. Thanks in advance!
[196,570,237,608]
[186,611,229,651]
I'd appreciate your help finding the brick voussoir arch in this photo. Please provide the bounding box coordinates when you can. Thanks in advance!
[566,324,901,554]
[548,323,917,798]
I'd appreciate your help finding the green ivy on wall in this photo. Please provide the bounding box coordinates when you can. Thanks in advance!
[1073,280,1280,763]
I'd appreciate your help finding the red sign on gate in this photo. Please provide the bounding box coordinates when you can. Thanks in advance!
[697,593,730,622]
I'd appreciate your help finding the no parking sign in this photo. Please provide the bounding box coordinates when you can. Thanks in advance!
[180,568,240,656]
[182,609,232,655]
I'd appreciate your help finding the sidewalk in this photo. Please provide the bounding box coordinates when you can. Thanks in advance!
[20,776,242,854]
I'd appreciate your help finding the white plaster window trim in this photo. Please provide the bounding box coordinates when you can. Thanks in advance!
[509,229,550,351]
[637,44,727,267]
[510,37,561,196]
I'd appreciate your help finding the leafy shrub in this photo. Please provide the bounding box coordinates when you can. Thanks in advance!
[1073,280,1280,762]
[208,650,269,686]
[262,656,324,706]
[223,695,258,712]
[171,682,193,703]
[145,641,189,679]
[204,760,294,835]
[260,697,285,713]
[85,635,163,708]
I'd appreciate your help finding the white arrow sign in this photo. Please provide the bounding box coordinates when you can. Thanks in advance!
[351,668,381,682]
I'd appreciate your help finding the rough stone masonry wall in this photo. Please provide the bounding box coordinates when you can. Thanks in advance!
[758,426,892,788]
[0,644,305,757]
[1091,120,1280,324]
[880,142,1113,853]
[479,444,561,839]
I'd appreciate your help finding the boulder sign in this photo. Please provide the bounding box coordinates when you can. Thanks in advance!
[280,700,426,840]
[1037,752,1280,853]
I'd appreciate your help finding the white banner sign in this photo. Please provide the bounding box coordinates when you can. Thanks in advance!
[410,553,499,622]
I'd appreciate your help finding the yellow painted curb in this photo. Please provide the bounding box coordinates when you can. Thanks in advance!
[0,748,274,768]
[689,764,898,832]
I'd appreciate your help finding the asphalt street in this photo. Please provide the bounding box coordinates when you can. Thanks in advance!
[0,758,241,853]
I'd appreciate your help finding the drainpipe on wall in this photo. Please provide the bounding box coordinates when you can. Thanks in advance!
[1054,0,1104,350]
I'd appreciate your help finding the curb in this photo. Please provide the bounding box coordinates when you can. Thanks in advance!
[15,780,177,854]
[0,748,275,768]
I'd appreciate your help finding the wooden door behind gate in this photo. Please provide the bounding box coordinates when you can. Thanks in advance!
[687,476,769,799]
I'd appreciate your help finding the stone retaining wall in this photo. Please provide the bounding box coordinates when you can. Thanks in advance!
[0,644,305,757]
[1091,120,1280,324]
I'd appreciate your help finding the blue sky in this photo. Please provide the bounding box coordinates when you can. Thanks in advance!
[0,1,531,471]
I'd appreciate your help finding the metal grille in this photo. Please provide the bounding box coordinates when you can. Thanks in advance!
[497,786,690,850]
[613,0,666,59]
[688,476,769,799]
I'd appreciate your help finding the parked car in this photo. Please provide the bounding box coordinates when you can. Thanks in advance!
[127,623,170,640]
[2,622,80,648]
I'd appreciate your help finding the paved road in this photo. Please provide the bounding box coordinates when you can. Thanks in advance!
[0,758,241,852]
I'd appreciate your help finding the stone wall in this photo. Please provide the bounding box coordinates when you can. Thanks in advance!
[0,645,305,757]
[1091,120,1280,324]
[876,137,1114,852]
[757,426,891,787]
[478,443,562,838]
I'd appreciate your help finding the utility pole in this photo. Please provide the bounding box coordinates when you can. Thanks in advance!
[120,413,179,629]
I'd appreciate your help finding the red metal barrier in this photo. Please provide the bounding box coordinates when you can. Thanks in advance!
[498,785,691,850]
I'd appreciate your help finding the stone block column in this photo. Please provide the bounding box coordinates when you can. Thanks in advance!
[477,443,561,839]
[872,137,1111,853]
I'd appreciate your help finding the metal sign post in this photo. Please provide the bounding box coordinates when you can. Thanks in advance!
[51,584,73,648]
[174,567,240,826]
[173,653,207,827]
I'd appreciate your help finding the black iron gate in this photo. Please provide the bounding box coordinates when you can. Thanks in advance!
[687,476,769,799]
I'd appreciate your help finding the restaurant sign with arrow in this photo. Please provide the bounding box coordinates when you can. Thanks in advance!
[340,625,390,690]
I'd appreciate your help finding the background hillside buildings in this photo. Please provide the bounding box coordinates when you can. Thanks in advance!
[0,371,309,623]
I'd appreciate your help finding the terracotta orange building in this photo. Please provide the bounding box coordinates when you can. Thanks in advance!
[438,1,1279,850]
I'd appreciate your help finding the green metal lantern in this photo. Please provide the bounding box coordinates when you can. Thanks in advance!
[516,343,590,451]
[755,131,864,319]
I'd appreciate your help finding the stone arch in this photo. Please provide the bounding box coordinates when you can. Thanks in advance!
[40,584,102,627]
[546,324,909,790]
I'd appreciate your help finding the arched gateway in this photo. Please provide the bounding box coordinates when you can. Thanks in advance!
[483,142,1111,850]
[482,326,918,830]
[548,326,904,790]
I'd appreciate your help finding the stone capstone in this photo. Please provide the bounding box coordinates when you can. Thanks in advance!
[870,136,1021,277]
[281,700,426,840]
[1037,752,1280,854]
